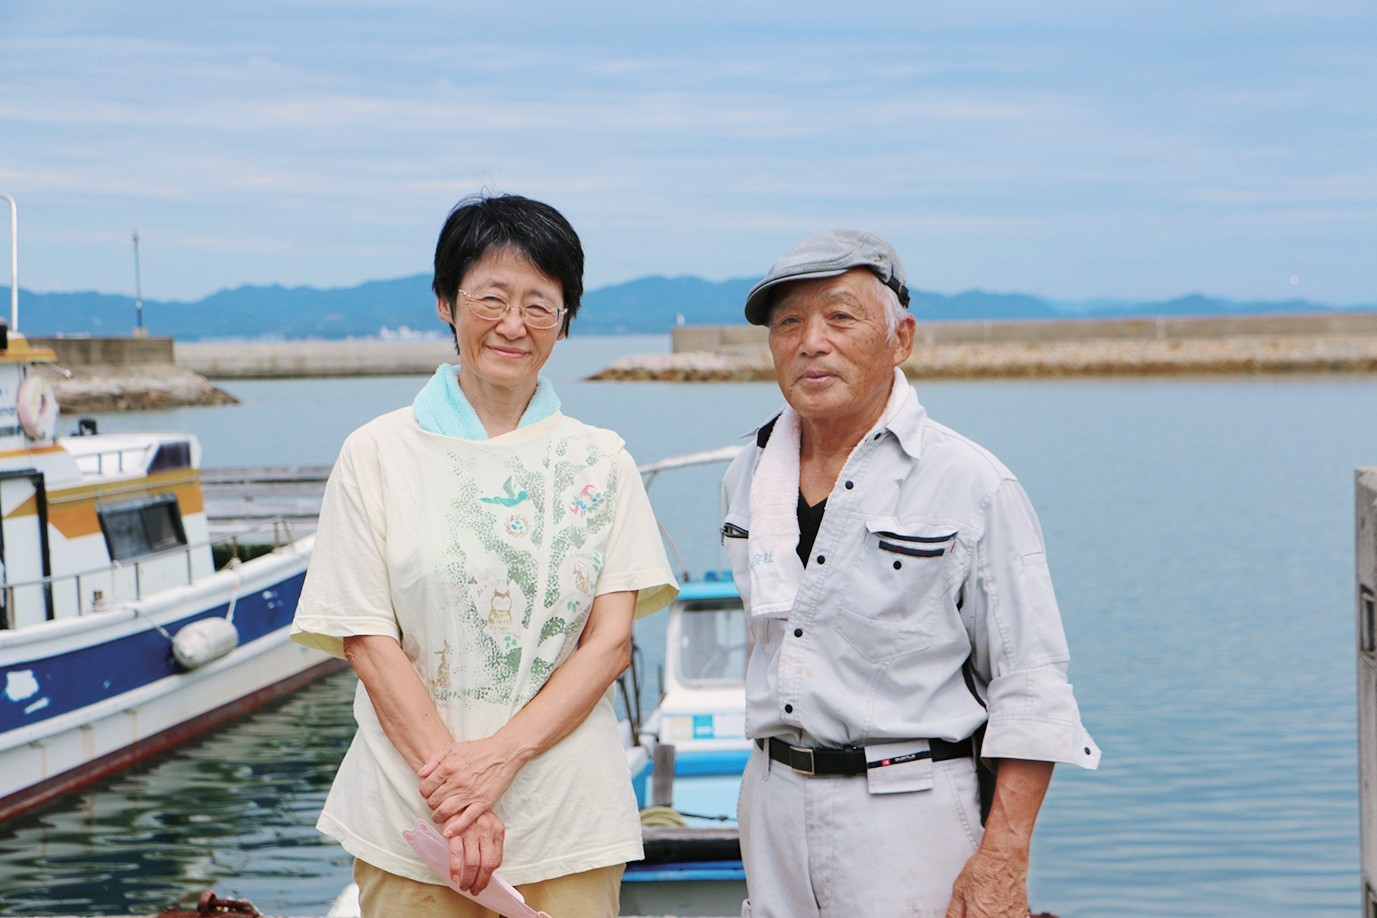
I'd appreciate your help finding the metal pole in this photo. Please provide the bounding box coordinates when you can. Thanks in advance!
[132,229,143,332]
[1,194,15,330]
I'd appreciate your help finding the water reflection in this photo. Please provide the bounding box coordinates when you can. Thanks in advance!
[0,671,359,916]
[4,368,1375,916]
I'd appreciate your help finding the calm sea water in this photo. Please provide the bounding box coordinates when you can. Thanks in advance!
[0,334,1373,916]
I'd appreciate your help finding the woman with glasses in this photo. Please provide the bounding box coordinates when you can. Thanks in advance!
[292,193,678,917]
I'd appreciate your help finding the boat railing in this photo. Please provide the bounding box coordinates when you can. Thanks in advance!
[70,443,154,477]
[638,445,742,490]
[638,444,742,583]
[1,516,305,628]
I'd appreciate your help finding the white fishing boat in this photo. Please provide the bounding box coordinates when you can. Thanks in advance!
[619,446,749,917]
[0,202,340,822]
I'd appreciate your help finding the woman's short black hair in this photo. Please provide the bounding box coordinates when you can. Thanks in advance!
[432,193,584,333]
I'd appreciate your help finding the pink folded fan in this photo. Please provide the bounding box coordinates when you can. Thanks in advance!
[403,820,552,918]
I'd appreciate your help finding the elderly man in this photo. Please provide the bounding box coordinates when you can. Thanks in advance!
[721,230,1099,917]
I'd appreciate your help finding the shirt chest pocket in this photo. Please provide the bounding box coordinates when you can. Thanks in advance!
[834,517,958,663]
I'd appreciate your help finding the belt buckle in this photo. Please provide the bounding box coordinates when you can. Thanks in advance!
[788,743,815,776]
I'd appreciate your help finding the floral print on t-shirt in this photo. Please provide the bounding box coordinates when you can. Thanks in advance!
[425,432,620,708]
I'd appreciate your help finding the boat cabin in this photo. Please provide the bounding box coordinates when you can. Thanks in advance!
[0,331,213,631]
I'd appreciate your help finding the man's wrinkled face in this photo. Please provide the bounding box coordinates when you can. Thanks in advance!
[766,268,914,425]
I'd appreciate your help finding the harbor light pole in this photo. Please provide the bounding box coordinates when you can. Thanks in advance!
[2,194,15,330]
[131,229,145,335]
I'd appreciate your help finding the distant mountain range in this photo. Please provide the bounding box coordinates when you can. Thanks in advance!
[12,275,1375,340]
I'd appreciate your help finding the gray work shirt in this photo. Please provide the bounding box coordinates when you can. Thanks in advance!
[721,388,1100,769]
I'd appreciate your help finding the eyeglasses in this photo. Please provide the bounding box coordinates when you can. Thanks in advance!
[456,289,565,330]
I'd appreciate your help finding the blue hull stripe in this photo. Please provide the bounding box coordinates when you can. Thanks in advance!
[623,860,746,883]
[0,571,306,733]
[675,748,751,775]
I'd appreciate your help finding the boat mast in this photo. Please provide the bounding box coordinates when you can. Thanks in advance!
[1,194,15,331]
[132,229,144,334]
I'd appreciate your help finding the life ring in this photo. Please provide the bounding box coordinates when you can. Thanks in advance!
[17,375,59,441]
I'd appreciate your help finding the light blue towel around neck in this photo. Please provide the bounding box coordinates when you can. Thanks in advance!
[411,364,560,440]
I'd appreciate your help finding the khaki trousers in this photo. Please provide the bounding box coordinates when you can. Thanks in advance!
[354,858,624,918]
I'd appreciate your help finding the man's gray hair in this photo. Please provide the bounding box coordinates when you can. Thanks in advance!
[875,277,908,342]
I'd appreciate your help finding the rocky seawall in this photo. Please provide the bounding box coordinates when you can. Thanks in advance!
[589,336,1377,381]
[30,336,238,413]
[54,363,238,413]
[589,314,1377,381]
[32,313,1377,413]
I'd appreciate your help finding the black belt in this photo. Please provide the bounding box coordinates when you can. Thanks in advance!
[756,735,973,777]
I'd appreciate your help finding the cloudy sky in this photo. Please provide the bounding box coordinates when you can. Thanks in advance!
[2,1,1373,306]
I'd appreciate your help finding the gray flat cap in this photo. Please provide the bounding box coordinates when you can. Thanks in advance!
[743,229,910,325]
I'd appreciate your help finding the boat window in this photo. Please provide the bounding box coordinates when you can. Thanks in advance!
[97,495,188,561]
[677,600,747,683]
[149,440,192,472]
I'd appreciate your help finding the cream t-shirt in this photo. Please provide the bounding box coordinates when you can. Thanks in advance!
[292,407,677,885]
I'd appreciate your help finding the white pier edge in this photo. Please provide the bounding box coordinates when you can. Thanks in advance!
[1357,468,1377,914]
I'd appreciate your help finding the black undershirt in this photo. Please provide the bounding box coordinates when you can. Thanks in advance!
[797,491,828,566]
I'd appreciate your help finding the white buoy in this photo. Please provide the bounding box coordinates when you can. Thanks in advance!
[172,618,240,669]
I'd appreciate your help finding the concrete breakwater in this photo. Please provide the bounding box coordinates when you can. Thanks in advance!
[36,337,453,413]
[589,312,1377,381]
[36,336,457,413]
[33,311,1377,415]
[175,338,456,379]
[31,336,237,413]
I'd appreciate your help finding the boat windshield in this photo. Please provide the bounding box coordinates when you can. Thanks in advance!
[676,600,747,684]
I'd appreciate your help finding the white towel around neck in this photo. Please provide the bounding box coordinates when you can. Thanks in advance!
[745,407,804,620]
[746,368,913,620]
